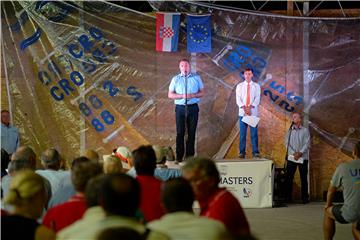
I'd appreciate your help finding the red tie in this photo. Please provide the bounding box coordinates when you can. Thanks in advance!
[246,83,251,106]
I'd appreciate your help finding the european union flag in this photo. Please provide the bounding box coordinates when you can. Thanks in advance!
[187,15,212,53]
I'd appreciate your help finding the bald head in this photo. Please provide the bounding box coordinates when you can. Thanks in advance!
[41,148,61,170]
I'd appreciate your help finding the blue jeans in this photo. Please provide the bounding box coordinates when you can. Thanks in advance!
[239,116,259,155]
[175,104,199,161]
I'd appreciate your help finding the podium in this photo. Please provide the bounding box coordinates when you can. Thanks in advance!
[215,158,273,208]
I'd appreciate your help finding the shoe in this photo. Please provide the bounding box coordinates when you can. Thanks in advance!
[239,154,245,159]
[253,153,261,158]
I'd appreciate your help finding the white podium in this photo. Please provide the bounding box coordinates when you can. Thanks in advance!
[215,158,274,208]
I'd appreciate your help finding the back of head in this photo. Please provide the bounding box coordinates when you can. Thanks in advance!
[133,145,156,176]
[71,161,103,192]
[101,173,140,217]
[40,148,61,170]
[162,177,194,213]
[97,227,143,240]
[103,155,123,174]
[82,149,100,162]
[85,174,108,208]
[70,156,91,170]
[182,157,220,184]
[354,141,360,158]
[11,146,37,170]
[113,146,133,169]
[7,159,32,174]
[4,170,45,207]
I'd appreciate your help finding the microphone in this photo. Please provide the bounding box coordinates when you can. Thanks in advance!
[289,121,294,130]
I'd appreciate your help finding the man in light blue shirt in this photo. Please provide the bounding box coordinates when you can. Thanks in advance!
[168,59,204,162]
[1,110,20,155]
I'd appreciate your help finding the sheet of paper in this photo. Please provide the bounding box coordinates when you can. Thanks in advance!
[241,115,260,128]
[287,154,304,164]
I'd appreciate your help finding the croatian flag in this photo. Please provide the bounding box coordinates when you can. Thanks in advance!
[156,12,180,52]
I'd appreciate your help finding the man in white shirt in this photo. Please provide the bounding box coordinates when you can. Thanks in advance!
[148,177,230,240]
[235,68,261,158]
[1,110,20,156]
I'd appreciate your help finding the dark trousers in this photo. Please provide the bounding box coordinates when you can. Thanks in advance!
[285,160,309,201]
[175,104,199,161]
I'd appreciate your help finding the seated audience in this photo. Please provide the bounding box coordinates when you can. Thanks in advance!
[47,156,90,208]
[133,145,165,222]
[182,157,250,237]
[57,174,107,239]
[112,146,133,170]
[58,173,168,240]
[42,161,102,232]
[36,148,69,195]
[323,141,360,240]
[1,170,55,240]
[148,177,230,240]
[127,145,181,181]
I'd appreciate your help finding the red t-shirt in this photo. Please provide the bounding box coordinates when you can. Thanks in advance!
[136,175,165,222]
[42,194,87,232]
[199,188,250,236]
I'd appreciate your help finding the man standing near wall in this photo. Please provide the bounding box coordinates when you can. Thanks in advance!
[168,59,204,162]
[284,112,310,204]
[1,110,20,156]
[236,68,261,159]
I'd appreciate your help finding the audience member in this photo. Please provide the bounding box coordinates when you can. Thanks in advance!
[148,177,230,240]
[182,157,250,237]
[82,149,100,162]
[1,109,20,156]
[42,161,102,232]
[58,173,168,239]
[57,174,107,239]
[47,156,90,208]
[1,170,55,240]
[36,148,69,195]
[103,155,124,174]
[113,146,133,170]
[323,141,360,240]
[127,145,181,181]
[133,145,165,222]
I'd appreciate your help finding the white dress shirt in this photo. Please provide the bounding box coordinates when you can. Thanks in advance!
[235,80,261,117]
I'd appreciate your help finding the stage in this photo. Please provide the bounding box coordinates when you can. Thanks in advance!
[244,202,352,240]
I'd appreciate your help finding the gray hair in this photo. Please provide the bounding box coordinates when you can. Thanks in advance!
[41,148,61,169]
[182,157,220,184]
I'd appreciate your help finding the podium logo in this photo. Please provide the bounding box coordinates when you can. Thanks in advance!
[243,188,252,198]
[218,165,228,176]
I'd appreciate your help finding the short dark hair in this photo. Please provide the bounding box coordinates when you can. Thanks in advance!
[179,58,190,64]
[133,145,157,176]
[70,156,90,170]
[71,161,103,192]
[101,173,140,217]
[85,174,108,207]
[244,68,253,73]
[162,177,194,213]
